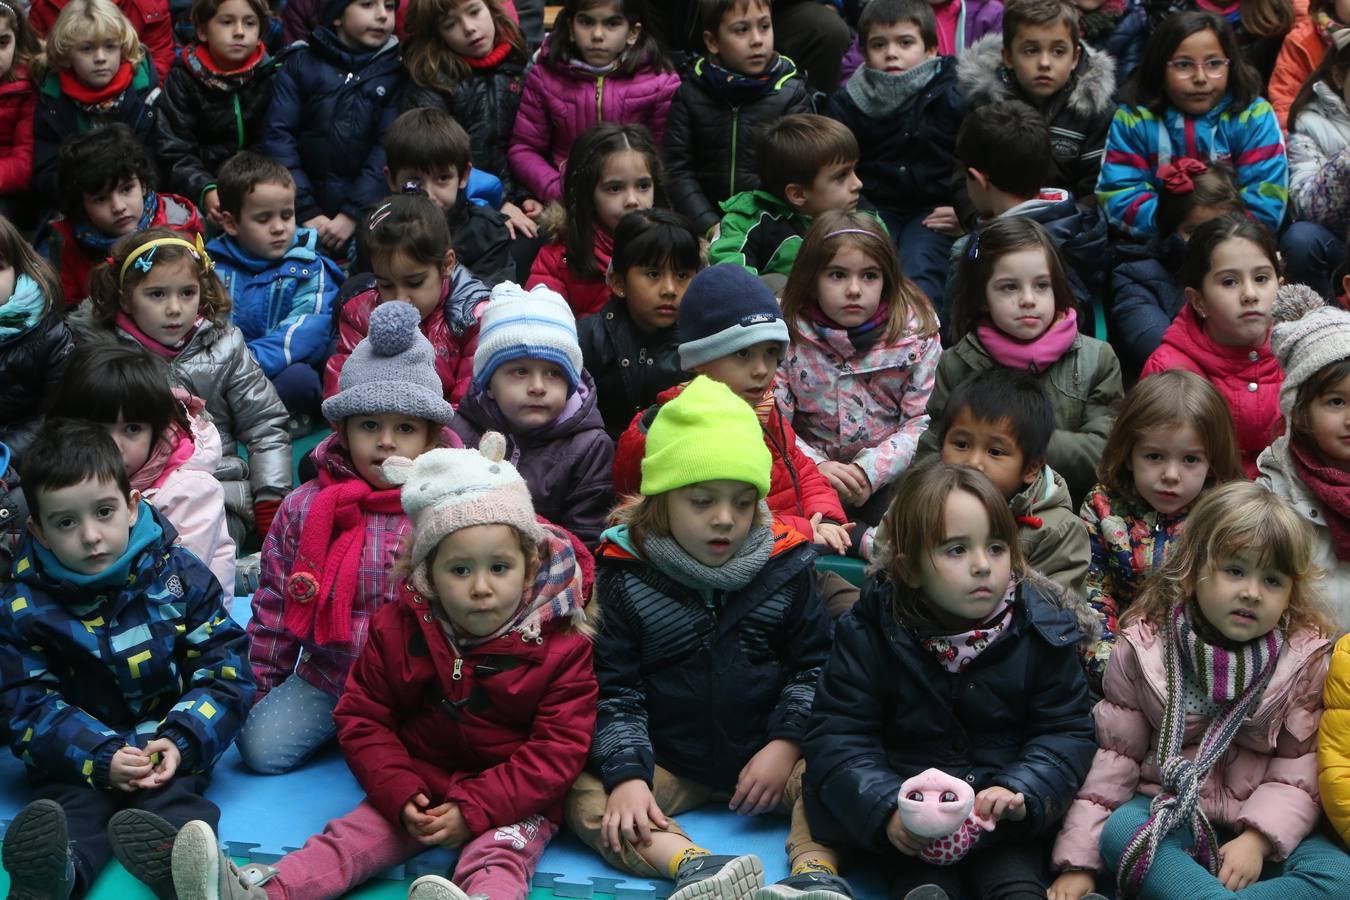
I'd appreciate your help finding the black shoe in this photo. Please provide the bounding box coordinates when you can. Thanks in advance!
[108,809,178,899]
[2,800,74,900]
[753,869,855,899]
[669,853,765,900]
[902,887,951,900]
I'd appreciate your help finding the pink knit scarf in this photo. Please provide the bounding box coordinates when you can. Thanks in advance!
[976,309,1078,373]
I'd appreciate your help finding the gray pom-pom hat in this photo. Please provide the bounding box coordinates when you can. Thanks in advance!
[321,300,455,425]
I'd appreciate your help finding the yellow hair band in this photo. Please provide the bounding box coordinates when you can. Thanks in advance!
[118,234,214,287]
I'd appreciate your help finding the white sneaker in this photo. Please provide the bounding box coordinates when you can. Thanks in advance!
[408,875,485,900]
[171,821,267,900]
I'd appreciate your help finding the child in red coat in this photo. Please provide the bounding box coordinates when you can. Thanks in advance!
[0,1,38,218]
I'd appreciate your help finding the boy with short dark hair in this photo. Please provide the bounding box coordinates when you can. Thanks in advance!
[0,420,254,900]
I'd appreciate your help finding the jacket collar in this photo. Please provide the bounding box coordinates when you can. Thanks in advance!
[208,226,321,274]
[955,32,1117,120]
[1158,303,1274,374]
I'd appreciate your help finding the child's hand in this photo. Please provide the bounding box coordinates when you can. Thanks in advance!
[418,800,471,849]
[500,201,539,239]
[521,198,544,221]
[1047,870,1097,900]
[601,779,669,852]
[401,793,435,840]
[1218,828,1272,890]
[885,809,928,856]
[109,745,151,792]
[975,786,1025,823]
[730,739,800,816]
[819,462,873,506]
[323,213,357,251]
[129,738,181,789]
[809,514,854,554]
[922,206,965,237]
[202,189,223,225]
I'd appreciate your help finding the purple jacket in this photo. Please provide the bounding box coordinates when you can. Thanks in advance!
[508,48,680,202]
[838,0,1003,84]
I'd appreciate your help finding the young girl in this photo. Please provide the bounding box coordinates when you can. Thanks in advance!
[507,0,678,205]
[803,460,1097,898]
[47,342,236,595]
[527,122,666,318]
[170,441,595,900]
[0,1,40,220]
[1049,481,1344,900]
[1141,215,1292,478]
[71,227,291,546]
[568,375,851,900]
[1096,11,1288,239]
[579,207,699,438]
[923,216,1124,505]
[29,0,176,81]
[1270,0,1350,127]
[325,192,491,405]
[776,210,941,528]
[1079,369,1244,693]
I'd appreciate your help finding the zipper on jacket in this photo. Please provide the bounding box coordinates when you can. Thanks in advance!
[452,658,463,680]
[595,75,604,120]
[729,108,740,197]
[232,93,244,150]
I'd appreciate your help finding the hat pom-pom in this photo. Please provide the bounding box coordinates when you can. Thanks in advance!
[368,301,420,356]
[480,431,507,463]
[1273,284,1325,324]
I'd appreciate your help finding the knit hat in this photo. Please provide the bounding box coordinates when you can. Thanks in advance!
[319,0,357,26]
[382,433,546,597]
[640,375,772,497]
[677,264,789,369]
[321,300,455,425]
[472,282,584,393]
[1270,285,1350,418]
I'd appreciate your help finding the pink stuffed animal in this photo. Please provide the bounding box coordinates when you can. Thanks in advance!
[897,768,996,865]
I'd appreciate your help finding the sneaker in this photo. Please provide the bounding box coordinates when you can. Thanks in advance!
[902,887,951,900]
[407,875,486,900]
[669,854,765,900]
[285,414,314,440]
[235,552,262,597]
[108,809,177,899]
[171,820,268,900]
[753,869,854,899]
[2,799,74,900]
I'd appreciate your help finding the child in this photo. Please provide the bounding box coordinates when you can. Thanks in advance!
[0,214,74,465]
[1096,11,1288,239]
[1074,0,1147,84]
[0,420,253,900]
[325,192,490,405]
[244,300,459,774]
[452,282,615,545]
[155,0,279,222]
[30,0,161,199]
[71,227,290,547]
[39,125,203,306]
[923,216,1123,506]
[527,122,664,317]
[776,211,942,528]
[567,375,853,900]
[170,441,597,900]
[208,152,343,427]
[260,0,403,259]
[29,0,175,80]
[1270,0,1349,128]
[48,342,237,596]
[1079,369,1244,693]
[579,208,698,439]
[1141,216,1287,478]
[708,113,864,283]
[662,0,814,238]
[803,460,1096,899]
[1048,481,1345,900]
[0,0,40,218]
[383,106,515,287]
[507,0,678,205]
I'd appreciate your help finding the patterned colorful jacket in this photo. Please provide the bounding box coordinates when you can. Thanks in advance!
[1096,94,1288,238]
[0,505,254,789]
[1287,81,1350,233]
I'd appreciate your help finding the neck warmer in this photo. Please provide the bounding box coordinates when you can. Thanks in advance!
[696,53,781,103]
[566,53,620,77]
[465,37,515,70]
[74,190,158,254]
[59,59,134,107]
[977,309,1078,373]
[845,57,942,118]
[1292,441,1350,560]
[918,582,1016,673]
[0,275,49,338]
[641,506,775,593]
[810,303,891,354]
[130,390,203,492]
[1117,603,1283,896]
[187,41,267,91]
[115,310,204,359]
[33,501,164,591]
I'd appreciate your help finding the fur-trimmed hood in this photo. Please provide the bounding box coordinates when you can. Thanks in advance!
[957,32,1117,121]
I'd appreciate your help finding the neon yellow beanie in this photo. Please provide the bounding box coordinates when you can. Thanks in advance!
[640,375,772,498]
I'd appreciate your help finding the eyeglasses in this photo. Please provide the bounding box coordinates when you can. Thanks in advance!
[1166,58,1231,78]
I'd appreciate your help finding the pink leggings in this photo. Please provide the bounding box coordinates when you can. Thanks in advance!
[265,800,557,900]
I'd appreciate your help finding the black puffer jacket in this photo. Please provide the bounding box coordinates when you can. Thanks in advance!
[577,300,687,439]
[0,302,73,464]
[663,53,814,235]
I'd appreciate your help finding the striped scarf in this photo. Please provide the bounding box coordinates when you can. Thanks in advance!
[1117,604,1282,896]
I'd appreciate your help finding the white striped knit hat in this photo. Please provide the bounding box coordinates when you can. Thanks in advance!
[472,282,584,393]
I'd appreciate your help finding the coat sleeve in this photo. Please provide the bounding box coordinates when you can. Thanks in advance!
[851,334,940,489]
[155,66,215,204]
[247,489,306,697]
[1097,106,1160,238]
[766,567,832,744]
[1047,341,1122,502]
[783,424,847,524]
[133,0,176,82]
[1024,510,1090,599]
[526,242,568,295]
[1109,263,1175,372]
[507,68,563,203]
[0,88,35,193]
[246,253,341,374]
[1288,131,1350,233]
[323,297,365,398]
[1229,99,1289,234]
[1079,496,1118,694]
[707,200,763,272]
[561,431,615,546]
[912,345,970,468]
[152,470,237,598]
[590,569,656,792]
[1268,34,1311,131]
[262,57,322,222]
[1320,635,1350,848]
[663,84,719,236]
[221,334,292,502]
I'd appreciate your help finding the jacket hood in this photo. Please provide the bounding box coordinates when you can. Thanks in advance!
[1298,80,1350,131]
[1011,464,1074,520]
[304,27,400,70]
[208,227,322,275]
[957,33,1117,120]
[456,370,605,443]
[181,396,224,474]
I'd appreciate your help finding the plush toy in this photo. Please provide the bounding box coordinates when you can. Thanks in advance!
[897,768,996,865]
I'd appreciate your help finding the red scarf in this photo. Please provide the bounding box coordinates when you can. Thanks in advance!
[464,38,514,70]
[283,470,405,646]
[1292,441,1350,560]
[191,41,266,76]
[59,59,133,105]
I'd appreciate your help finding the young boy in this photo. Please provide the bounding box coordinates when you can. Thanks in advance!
[207,152,344,429]
[260,0,403,259]
[0,420,254,900]
[38,125,204,307]
[662,0,814,238]
[828,0,967,304]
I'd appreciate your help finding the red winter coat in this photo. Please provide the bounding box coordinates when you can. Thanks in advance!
[29,0,174,82]
[0,73,35,194]
[613,381,846,537]
[527,234,612,319]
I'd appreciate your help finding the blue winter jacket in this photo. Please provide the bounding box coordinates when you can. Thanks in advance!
[209,227,343,377]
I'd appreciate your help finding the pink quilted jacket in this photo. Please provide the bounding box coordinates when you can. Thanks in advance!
[1051,619,1330,873]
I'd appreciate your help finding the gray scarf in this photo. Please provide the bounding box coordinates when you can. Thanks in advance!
[642,508,775,593]
[845,57,943,118]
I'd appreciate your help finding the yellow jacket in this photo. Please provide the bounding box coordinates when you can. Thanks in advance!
[1319,633,1350,844]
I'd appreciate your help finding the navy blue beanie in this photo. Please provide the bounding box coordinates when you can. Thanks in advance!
[677,264,789,369]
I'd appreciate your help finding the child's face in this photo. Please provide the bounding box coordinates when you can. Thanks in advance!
[703,0,773,76]
[105,418,154,476]
[0,256,14,306]
[1164,29,1230,117]
[0,22,17,80]
[224,181,296,260]
[790,160,861,218]
[340,413,437,487]
[940,407,1038,498]
[198,0,262,69]
[29,477,138,576]
[83,175,145,236]
[816,243,883,328]
[985,247,1057,342]
[1002,21,1080,104]
[863,20,935,75]
[609,261,693,334]
[1129,423,1210,515]
[429,523,534,636]
[69,35,122,89]
[906,487,1013,630]
[487,358,569,430]
[334,0,395,50]
[1193,553,1291,642]
[439,0,496,59]
[1186,237,1278,349]
[121,258,202,347]
[374,250,452,320]
[666,480,759,566]
[1305,372,1350,471]
[570,1,638,69]
[694,339,784,406]
[389,166,461,214]
[592,149,654,234]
